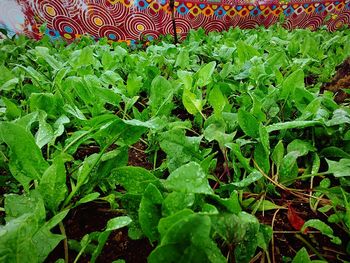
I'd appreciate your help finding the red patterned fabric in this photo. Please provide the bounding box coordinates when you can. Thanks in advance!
[0,0,349,42]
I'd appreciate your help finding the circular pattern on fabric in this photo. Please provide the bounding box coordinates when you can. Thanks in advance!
[298,14,324,30]
[31,0,69,26]
[238,17,260,29]
[163,17,191,37]
[182,13,210,29]
[327,11,350,31]
[125,13,156,38]
[140,29,159,41]
[98,25,127,40]
[143,3,166,25]
[100,2,129,24]
[81,4,115,35]
[203,20,227,33]
[53,16,84,36]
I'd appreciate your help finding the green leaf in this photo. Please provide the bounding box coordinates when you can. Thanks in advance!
[0,122,49,190]
[267,120,321,133]
[0,213,40,263]
[301,219,341,245]
[162,192,195,216]
[35,46,63,71]
[242,198,284,211]
[76,192,100,206]
[110,166,161,194]
[38,155,67,211]
[326,159,350,177]
[150,214,225,263]
[271,140,284,168]
[234,212,260,263]
[126,73,143,97]
[35,111,54,148]
[182,88,203,116]
[279,151,299,184]
[208,85,226,114]
[238,109,259,138]
[204,123,235,148]
[195,61,216,87]
[292,248,311,263]
[175,49,190,69]
[149,76,174,116]
[160,129,203,172]
[280,69,304,100]
[164,162,214,195]
[259,124,269,155]
[0,65,18,91]
[225,170,262,189]
[287,139,316,156]
[73,46,95,68]
[106,216,132,231]
[139,184,163,242]
[4,190,46,222]
[2,97,21,120]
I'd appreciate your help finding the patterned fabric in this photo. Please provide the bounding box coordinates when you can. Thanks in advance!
[0,0,349,42]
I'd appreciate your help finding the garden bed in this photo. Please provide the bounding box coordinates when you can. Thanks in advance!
[1,25,350,263]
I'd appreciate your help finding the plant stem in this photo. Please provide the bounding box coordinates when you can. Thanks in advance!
[295,234,326,261]
[59,221,69,263]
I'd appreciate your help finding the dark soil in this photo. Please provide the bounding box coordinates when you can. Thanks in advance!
[322,57,350,103]
[46,202,153,263]
[128,141,153,170]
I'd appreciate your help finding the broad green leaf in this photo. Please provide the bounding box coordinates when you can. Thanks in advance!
[0,65,18,91]
[267,120,321,133]
[254,143,270,174]
[0,213,40,263]
[35,111,54,148]
[177,70,193,91]
[175,49,190,69]
[271,140,284,168]
[149,76,174,116]
[280,69,304,100]
[234,212,260,263]
[0,122,49,190]
[2,97,21,120]
[35,46,63,71]
[242,198,284,211]
[110,166,161,194]
[38,155,67,211]
[76,153,100,187]
[208,85,226,114]
[4,190,45,222]
[126,73,143,97]
[238,109,259,138]
[292,248,311,263]
[326,159,350,177]
[195,61,216,87]
[76,192,100,206]
[224,170,262,189]
[182,88,203,116]
[287,139,316,156]
[29,93,63,118]
[160,129,203,172]
[150,214,225,263]
[301,219,341,245]
[259,124,269,154]
[204,123,235,148]
[139,184,163,242]
[162,192,195,216]
[279,151,299,184]
[106,216,132,231]
[164,162,214,195]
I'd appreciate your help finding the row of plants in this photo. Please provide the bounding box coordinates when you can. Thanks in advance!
[1,25,350,262]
